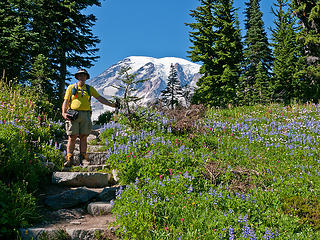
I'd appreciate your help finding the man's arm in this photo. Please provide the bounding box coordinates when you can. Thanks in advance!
[96,96,116,108]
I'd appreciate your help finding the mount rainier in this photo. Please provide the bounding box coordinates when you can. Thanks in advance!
[86,56,201,120]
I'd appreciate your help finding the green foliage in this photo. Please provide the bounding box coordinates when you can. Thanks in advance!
[271,0,303,104]
[292,0,320,102]
[106,104,320,239]
[95,111,113,125]
[0,83,64,238]
[0,181,38,239]
[187,0,243,108]
[0,0,101,105]
[29,54,55,100]
[283,196,320,230]
[241,0,273,105]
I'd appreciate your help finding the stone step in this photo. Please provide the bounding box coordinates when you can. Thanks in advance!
[19,214,117,240]
[64,144,107,153]
[52,172,111,188]
[44,187,99,210]
[42,185,121,210]
[87,202,113,216]
[64,151,108,165]
[87,144,107,152]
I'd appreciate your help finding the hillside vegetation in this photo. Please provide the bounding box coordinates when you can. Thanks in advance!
[0,82,319,239]
[100,104,320,239]
[0,83,64,238]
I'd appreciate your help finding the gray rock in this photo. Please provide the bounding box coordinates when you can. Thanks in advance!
[19,228,64,240]
[86,164,105,172]
[87,202,113,216]
[66,228,105,240]
[52,172,110,187]
[87,152,108,165]
[98,186,120,202]
[44,187,98,210]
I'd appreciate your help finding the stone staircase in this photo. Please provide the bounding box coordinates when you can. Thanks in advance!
[20,128,121,240]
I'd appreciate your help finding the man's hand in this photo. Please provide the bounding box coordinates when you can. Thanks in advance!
[62,112,71,120]
[115,97,121,109]
[62,99,71,120]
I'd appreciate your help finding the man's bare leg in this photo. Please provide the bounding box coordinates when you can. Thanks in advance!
[79,134,89,166]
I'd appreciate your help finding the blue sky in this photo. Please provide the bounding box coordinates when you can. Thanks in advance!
[76,0,276,81]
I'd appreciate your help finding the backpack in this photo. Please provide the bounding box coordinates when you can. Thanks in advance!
[70,83,92,110]
[71,83,92,102]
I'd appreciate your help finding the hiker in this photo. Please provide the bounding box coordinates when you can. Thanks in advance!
[62,68,117,167]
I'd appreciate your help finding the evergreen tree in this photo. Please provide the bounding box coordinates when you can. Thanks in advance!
[242,0,273,104]
[292,0,320,101]
[271,0,302,104]
[29,54,54,97]
[0,0,101,106]
[113,66,147,116]
[186,0,243,107]
[29,0,101,105]
[0,0,36,83]
[160,64,183,109]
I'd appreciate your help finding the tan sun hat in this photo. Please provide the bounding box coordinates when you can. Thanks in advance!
[75,68,90,79]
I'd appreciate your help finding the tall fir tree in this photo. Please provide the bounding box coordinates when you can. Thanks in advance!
[186,0,243,107]
[292,0,320,102]
[30,0,101,106]
[271,0,302,104]
[242,0,273,105]
[29,54,54,97]
[160,64,183,109]
[0,0,101,106]
[0,0,36,83]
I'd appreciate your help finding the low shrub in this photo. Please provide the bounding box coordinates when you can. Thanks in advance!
[0,181,38,239]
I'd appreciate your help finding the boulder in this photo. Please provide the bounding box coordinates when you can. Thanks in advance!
[44,187,98,210]
[52,172,110,187]
[98,186,121,202]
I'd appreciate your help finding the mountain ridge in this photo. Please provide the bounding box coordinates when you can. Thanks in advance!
[87,56,201,120]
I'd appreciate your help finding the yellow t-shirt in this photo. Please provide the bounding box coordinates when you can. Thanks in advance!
[64,83,100,111]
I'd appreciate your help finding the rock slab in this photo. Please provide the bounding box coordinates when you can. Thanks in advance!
[19,228,62,240]
[66,228,105,240]
[52,172,110,187]
[87,202,113,216]
[44,187,98,210]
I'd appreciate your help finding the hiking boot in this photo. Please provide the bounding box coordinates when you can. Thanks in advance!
[64,153,74,167]
[79,152,89,167]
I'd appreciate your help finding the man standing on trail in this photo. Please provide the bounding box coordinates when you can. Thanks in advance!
[62,68,116,167]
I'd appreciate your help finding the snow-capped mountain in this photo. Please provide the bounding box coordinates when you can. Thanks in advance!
[87,56,201,120]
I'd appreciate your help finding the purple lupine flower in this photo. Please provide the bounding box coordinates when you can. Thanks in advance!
[263,228,274,240]
[229,225,235,240]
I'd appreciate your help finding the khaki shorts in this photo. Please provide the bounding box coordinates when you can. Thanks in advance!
[65,111,92,136]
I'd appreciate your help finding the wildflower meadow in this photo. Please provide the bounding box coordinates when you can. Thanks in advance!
[101,104,319,239]
[0,82,319,239]
[0,83,64,238]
